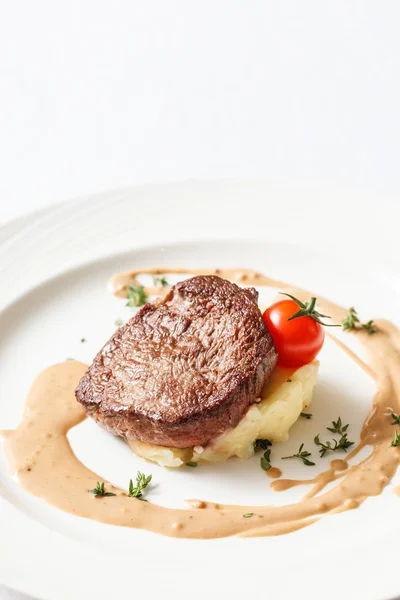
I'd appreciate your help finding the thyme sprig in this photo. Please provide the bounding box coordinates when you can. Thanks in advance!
[342,307,359,331]
[128,472,152,498]
[153,276,169,287]
[314,417,354,457]
[282,443,315,466]
[327,417,349,436]
[126,284,148,308]
[342,307,377,335]
[89,482,116,497]
[314,434,354,457]
[391,431,400,447]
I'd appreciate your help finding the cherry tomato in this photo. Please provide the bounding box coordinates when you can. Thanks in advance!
[263,299,324,368]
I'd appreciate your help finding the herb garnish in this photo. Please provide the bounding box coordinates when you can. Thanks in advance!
[326,416,349,436]
[128,472,152,499]
[314,436,354,457]
[282,443,315,466]
[300,412,312,419]
[126,284,148,308]
[243,513,255,518]
[80,338,86,343]
[342,307,359,331]
[185,461,198,467]
[342,307,377,335]
[89,482,116,497]
[153,276,169,287]
[114,319,123,327]
[260,449,272,471]
[391,431,400,447]
[361,320,377,334]
[391,413,400,425]
[279,293,339,327]
[314,434,354,456]
[314,417,354,457]
[253,438,272,452]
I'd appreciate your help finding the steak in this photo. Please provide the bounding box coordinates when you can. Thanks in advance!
[76,275,278,448]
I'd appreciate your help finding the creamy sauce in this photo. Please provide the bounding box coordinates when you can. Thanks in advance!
[266,467,282,479]
[331,459,348,471]
[3,267,400,539]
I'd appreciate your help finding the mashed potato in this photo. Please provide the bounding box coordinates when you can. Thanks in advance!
[128,361,319,468]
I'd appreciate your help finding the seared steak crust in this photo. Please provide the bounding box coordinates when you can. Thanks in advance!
[76,275,278,448]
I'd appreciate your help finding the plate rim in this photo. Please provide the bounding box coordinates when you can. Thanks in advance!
[1,180,400,600]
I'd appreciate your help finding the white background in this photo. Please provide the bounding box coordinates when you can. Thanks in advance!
[1,3,400,599]
[1,0,400,225]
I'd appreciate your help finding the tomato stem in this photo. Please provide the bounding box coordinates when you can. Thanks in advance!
[307,297,317,313]
[280,293,340,327]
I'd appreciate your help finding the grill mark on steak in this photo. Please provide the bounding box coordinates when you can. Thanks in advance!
[76,275,278,448]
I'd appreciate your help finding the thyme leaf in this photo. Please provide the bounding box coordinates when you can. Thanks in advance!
[153,276,169,287]
[253,438,272,452]
[260,449,272,471]
[300,412,312,420]
[391,413,400,426]
[361,320,377,335]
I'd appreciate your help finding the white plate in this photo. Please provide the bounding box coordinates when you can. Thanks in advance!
[0,181,399,600]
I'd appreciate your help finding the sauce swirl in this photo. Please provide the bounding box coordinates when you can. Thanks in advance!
[2,267,400,538]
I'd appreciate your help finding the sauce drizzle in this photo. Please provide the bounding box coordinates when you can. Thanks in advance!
[2,266,400,539]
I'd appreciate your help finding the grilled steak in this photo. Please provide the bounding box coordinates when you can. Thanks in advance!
[76,275,278,448]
